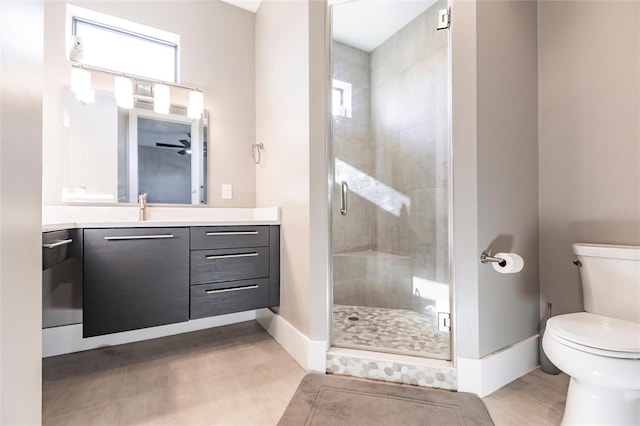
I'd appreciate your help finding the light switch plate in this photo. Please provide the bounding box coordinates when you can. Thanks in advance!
[221,184,233,200]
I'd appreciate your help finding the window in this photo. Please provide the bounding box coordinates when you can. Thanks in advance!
[332,79,352,118]
[67,5,180,83]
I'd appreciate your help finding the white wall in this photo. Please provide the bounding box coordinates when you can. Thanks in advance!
[0,1,44,423]
[255,0,311,336]
[538,0,640,317]
[255,0,329,344]
[64,91,118,200]
[43,0,257,207]
[308,0,330,341]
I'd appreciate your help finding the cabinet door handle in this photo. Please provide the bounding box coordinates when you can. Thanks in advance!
[206,284,258,294]
[42,239,73,249]
[205,231,259,236]
[104,234,175,241]
[205,252,258,260]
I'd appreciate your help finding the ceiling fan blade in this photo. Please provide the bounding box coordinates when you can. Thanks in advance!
[179,139,191,148]
[156,143,183,148]
[177,149,187,155]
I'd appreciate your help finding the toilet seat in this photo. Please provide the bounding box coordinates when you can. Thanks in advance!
[546,312,640,359]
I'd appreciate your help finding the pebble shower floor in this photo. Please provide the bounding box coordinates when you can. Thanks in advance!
[332,304,450,360]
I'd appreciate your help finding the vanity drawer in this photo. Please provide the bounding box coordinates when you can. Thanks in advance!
[42,229,82,270]
[190,247,269,284]
[190,278,269,319]
[190,226,269,250]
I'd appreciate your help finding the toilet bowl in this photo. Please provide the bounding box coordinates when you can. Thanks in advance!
[542,243,640,426]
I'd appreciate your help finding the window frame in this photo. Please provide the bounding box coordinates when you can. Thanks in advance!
[332,79,352,118]
[66,4,181,83]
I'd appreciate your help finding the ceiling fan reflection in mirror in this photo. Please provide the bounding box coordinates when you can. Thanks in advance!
[156,133,191,155]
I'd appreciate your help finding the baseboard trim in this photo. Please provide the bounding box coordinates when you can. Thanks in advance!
[42,311,256,358]
[457,334,539,397]
[256,308,327,372]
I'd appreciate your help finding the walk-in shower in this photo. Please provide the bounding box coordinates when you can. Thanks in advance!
[330,0,451,360]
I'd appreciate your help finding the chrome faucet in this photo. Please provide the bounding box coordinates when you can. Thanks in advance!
[138,193,147,221]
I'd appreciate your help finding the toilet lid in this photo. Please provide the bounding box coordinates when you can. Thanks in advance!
[546,313,640,355]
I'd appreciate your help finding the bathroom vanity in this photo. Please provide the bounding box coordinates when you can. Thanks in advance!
[42,215,280,340]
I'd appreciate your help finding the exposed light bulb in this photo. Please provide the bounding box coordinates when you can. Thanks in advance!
[70,68,94,104]
[153,83,170,114]
[70,68,91,95]
[187,90,204,119]
[117,95,134,109]
[77,88,95,104]
[114,76,134,109]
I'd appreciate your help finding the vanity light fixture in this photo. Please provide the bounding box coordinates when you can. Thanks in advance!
[70,67,94,104]
[69,64,204,114]
[114,76,134,109]
[187,90,204,119]
[153,83,170,114]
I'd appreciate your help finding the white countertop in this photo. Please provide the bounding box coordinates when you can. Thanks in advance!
[42,220,280,232]
[42,206,281,232]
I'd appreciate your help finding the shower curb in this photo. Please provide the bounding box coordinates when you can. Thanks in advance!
[326,349,457,390]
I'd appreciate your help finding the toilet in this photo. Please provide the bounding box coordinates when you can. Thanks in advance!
[543,243,640,426]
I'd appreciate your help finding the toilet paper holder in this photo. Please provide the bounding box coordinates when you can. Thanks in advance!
[480,252,507,267]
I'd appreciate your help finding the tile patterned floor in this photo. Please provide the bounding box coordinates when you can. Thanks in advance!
[483,368,569,425]
[42,320,568,426]
[333,304,451,359]
[42,321,306,426]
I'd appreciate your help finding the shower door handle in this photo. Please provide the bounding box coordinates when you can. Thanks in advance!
[340,181,348,216]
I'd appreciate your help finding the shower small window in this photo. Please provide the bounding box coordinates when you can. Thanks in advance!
[332,79,352,118]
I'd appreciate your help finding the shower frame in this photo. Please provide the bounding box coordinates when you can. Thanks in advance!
[324,0,456,363]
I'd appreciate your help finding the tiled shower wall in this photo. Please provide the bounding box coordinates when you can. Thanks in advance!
[333,1,450,308]
[371,0,449,284]
[332,42,375,254]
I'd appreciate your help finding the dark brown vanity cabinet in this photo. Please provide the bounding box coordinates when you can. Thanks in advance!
[83,228,190,337]
[81,225,280,337]
[189,226,280,319]
[42,228,82,270]
[42,229,83,329]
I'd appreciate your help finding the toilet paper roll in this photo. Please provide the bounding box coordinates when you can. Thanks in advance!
[492,253,524,274]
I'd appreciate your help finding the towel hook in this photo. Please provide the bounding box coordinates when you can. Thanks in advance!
[252,143,264,164]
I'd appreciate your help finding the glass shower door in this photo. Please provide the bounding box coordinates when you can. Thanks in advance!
[331,0,451,360]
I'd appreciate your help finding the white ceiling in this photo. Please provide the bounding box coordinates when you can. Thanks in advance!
[220,0,438,53]
[220,0,261,13]
[332,0,438,52]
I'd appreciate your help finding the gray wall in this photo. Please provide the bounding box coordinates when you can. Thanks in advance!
[453,0,539,359]
[451,0,480,359]
[538,1,640,316]
[0,1,44,422]
[476,0,539,357]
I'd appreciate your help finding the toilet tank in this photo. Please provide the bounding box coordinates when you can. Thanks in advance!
[573,243,640,323]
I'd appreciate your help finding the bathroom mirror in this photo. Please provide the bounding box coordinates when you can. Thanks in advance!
[62,87,208,204]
